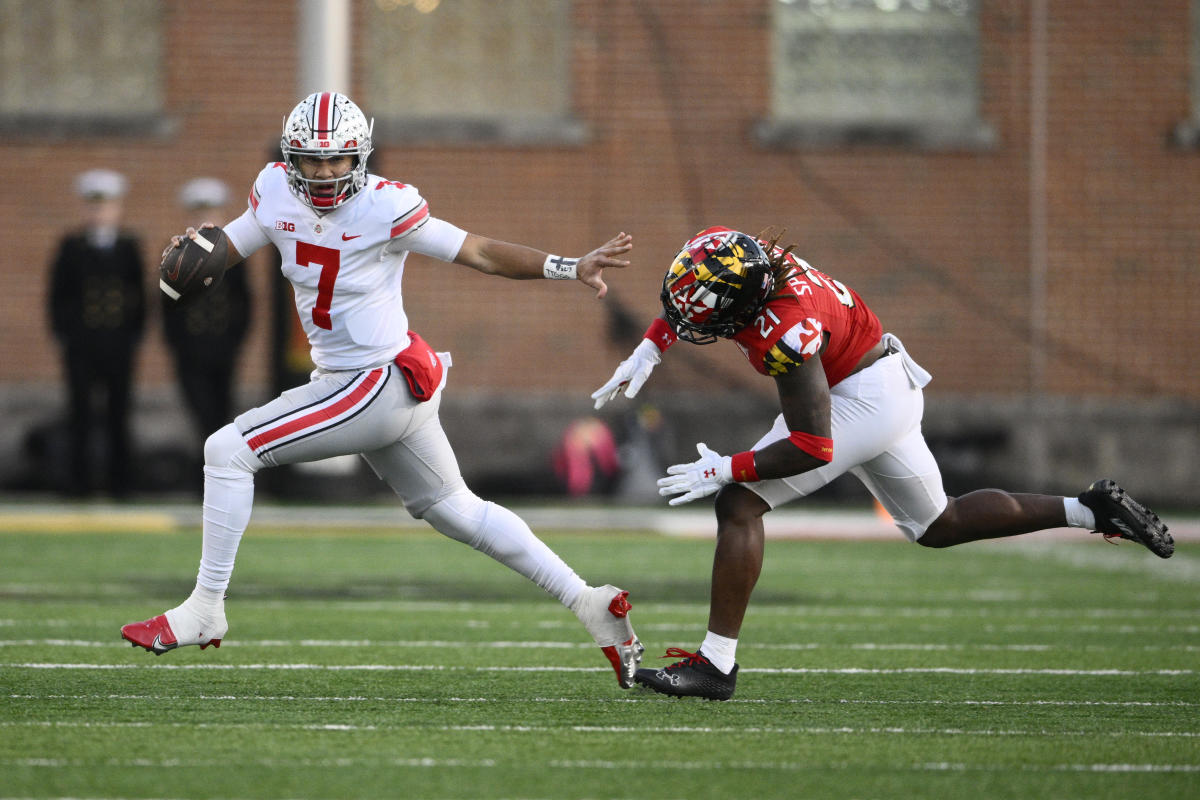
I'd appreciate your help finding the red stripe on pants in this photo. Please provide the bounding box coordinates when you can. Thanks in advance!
[246,368,383,452]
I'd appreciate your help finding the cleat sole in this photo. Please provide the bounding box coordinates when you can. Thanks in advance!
[1085,480,1174,558]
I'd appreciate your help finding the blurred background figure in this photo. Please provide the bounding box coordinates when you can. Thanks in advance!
[47,169,146,499]
[553,417,620,497]
[162,177,252,447]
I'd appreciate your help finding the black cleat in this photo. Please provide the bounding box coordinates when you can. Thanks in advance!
[1078,479,1173,558]
[634,647,738,700]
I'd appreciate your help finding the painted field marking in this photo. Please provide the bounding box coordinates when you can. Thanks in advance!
[8,694,1198,708]
[1,719,1198,739]
[3,638,1198,654]
[6,663,1197,675]
[3,594,1198,619]
[3,755,1197,774]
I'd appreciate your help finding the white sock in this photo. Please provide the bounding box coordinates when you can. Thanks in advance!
[196,464,256,592]
[1063,497,1096,530]
[423,491,587,606]
[184,584,225,615]
[700,631,738,674]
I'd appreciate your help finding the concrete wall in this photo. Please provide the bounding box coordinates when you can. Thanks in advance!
[3,383,1194,509]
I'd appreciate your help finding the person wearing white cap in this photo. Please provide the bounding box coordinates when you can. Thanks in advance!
[47,169,146,498]
[162,178,252,446]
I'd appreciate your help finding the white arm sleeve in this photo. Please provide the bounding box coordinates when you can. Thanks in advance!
[223,208,271,260]
[386,215,468,263]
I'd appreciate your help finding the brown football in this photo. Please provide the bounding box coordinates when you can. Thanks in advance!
[159,226,229,303]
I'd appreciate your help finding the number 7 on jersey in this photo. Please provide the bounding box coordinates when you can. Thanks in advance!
[296,242,340,330]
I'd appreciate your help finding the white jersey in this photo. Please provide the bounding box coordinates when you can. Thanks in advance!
[224,162,468,371]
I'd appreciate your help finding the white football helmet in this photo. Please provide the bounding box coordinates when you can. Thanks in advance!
[280,92,374,212]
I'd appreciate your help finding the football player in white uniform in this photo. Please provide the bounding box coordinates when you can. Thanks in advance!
[122,92,644,688]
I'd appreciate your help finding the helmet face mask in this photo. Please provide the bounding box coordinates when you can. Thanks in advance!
[660,229,774,344]
[280,92,374,212]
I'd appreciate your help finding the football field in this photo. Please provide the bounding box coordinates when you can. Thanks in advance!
[1,504,1197,799]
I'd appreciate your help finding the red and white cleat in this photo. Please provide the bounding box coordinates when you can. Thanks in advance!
[571,584,645,688]
[121,606,227,655]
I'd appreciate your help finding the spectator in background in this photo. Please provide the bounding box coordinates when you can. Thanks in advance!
[162,178,252,443]
[552,417,620,497]
[48,169,147,498]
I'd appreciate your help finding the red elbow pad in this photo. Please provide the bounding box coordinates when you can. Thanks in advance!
[788,431,833,462]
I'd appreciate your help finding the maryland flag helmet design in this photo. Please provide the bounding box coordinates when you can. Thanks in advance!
[660,227,774,344]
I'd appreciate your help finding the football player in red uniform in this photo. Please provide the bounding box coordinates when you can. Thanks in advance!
[593,226,1173,700]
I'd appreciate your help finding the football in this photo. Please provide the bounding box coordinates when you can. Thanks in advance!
[159,226,229,302]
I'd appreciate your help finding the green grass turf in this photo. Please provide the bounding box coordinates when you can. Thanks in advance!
[0,518,1196,799]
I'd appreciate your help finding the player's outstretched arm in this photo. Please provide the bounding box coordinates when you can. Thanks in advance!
[454,232,632,298]
[591,317,678,409]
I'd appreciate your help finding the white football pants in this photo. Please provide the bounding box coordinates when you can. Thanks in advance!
[197,361,586,606]
[746,334,948,541]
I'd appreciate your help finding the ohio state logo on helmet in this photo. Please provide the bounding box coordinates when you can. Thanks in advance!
[660,228,774,345]
[280,92,375,212]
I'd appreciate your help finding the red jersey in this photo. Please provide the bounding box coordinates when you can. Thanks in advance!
[732,250,882,387]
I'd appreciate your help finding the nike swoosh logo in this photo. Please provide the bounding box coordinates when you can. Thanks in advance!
[342,233,362,241]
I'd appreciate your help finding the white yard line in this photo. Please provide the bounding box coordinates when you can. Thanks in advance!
[6,619,1198,634]
[2,755,1197,774]
[4,693,511,702]
[1,719,1198,739]
[5,663,1196,675]
[3,638,1198,653]
[3,598,1197,619]
[8,693,1198,707]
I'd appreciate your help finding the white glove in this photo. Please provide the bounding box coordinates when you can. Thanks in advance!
[657,443,732,506]
[591,339,661,409]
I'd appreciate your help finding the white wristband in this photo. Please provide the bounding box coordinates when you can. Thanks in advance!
[543,254,578,280]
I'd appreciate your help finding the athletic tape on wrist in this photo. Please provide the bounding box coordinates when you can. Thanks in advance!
[787,431,834,462]
[643,317,678,352]
[543,254,578,280]
[730,450,759,482]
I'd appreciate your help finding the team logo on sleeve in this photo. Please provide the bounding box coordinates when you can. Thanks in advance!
[763,318,824,375]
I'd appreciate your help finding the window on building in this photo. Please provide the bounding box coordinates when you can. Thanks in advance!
[0,0,165,135]
[758,0,993,149]
[364,0,583,145]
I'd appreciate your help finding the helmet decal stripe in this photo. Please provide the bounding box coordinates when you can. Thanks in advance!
[316,92,334,138]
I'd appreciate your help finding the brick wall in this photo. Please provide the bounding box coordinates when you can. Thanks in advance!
[5,0,1198,403]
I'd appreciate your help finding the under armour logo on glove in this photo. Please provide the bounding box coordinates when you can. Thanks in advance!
[657,443,733,506]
